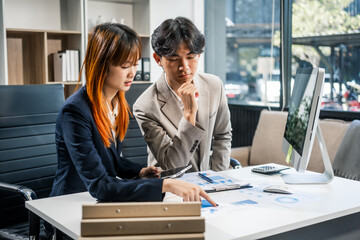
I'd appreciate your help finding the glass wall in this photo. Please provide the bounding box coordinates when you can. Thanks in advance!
[206,0,360,113]
[291,0,360,112]
[224,0,281,107]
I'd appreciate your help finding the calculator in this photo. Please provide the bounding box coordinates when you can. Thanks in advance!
[251,165,290,174]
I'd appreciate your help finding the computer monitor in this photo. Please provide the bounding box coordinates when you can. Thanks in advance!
[281,67,334,184]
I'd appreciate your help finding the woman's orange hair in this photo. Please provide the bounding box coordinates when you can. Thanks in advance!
[78,23,141,148]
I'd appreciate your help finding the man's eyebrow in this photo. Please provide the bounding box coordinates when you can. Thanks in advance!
[167,52,196,57]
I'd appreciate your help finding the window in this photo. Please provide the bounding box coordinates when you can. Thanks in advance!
[206,0,360,113]
[291,0,360,112]
[212,0,281,107]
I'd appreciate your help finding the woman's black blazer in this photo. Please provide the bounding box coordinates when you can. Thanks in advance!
[50,87,163,202]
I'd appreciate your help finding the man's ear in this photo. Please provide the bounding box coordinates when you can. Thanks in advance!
[153,53,162,66]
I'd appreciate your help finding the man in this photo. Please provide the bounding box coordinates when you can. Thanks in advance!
[133,17,232,172]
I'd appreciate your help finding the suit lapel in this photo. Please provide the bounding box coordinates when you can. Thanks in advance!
[109,141,118,161]
[195,73,209,132]
[157,73,183,129]
[195,74,210,170]
[116,139,122,158]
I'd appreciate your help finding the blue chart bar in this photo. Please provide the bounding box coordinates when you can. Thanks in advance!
[209,175,225,181]
[275,197,299,204]
[232,199,258,206]
[201,199,213,208]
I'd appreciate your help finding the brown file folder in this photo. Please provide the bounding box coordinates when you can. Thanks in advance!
[81,216,205,236]
[82,202,201,219]
[78,232,205,240]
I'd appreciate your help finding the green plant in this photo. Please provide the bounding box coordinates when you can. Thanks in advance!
[285,96,312,153]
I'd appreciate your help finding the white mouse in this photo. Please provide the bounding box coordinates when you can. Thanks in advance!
[263,185,293,194]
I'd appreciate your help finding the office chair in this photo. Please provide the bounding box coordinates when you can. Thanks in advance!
[0,84,65,240]
[122,82,152,167]
[333,120,360,181]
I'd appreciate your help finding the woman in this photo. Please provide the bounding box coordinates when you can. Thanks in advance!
[49,23,216,205]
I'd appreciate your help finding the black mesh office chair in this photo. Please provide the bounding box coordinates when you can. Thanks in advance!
[0,84,65,240]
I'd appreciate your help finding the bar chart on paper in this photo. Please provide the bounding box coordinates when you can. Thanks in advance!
[199,190,260,219]
[179,171,250,193]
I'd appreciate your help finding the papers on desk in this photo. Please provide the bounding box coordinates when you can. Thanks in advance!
[179,172,323,219]
[179,171,251,193]
[198,185,322,219]
[240,182,324,209]
[200,191,258,219]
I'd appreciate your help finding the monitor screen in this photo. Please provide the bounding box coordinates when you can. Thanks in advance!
[284,68,317,156]
[281,67,334,184]
[282,67,325,174]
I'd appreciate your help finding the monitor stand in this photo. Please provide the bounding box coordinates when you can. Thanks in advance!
[281,125,334,184]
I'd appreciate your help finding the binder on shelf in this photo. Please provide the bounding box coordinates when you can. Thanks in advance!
[81,216,205,237]
[135,58,142,81]
[69,50,74,81]
[57,50,80,82]
[142,58,150,81]
[82,202,201,219]
[73,50,80,82]
[65,50,72,82]
[53,52,66,82]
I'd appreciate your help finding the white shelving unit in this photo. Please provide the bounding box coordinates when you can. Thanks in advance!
[85,0,152,78]
[84,0,204,83]
[0,0,204,97]
[0,0,85,98]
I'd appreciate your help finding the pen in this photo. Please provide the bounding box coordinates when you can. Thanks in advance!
[198,172,214,183]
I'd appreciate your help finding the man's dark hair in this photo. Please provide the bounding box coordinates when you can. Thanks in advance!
[151,17,205,57]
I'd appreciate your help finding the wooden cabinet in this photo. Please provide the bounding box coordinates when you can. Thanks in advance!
[6,29,82,84]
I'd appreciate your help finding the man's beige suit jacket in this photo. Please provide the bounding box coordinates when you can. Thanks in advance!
[133,72,232,172]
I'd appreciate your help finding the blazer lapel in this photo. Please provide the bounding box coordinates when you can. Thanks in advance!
[109,141,118,160]
[195,74,210,170]
[195,73,209,131]
[116,139,122,158]
[156,73,183,129]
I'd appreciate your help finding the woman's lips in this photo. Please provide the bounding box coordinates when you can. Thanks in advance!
[124,81,132,86]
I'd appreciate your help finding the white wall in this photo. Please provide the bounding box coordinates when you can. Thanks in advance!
[4,0,61,30]
[87,1,133,32]
[149,0,205,82]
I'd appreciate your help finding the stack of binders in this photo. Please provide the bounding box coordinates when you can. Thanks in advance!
[79,202,205,240]
[53,50,80,82]
[134,58,150,81]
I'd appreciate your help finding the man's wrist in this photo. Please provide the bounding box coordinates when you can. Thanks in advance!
[184,112,196,125]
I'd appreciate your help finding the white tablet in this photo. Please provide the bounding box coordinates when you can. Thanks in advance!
[160,165,192,179]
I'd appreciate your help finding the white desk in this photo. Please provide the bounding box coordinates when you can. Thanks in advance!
[26,166,360,239]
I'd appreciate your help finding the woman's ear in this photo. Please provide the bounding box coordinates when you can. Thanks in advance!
[153,53,162,66]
